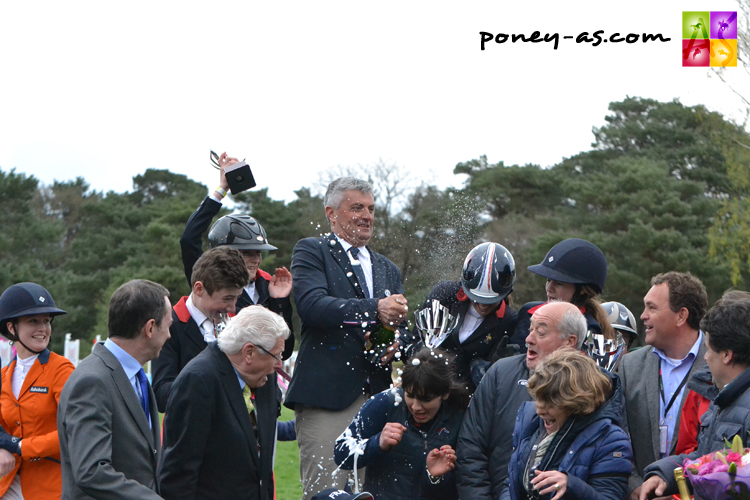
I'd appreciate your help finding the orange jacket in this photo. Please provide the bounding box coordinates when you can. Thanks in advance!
[0,349,74,499]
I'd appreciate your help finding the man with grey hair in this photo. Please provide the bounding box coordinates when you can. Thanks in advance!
[158,305,289,500]
[287,177,409,497]
[456,301,593,499]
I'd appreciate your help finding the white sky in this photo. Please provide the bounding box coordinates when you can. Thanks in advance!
[0,0,746,203]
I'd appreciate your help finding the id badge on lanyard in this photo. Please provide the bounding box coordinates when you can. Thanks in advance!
[659,422,668,455]
[658,365,692,456]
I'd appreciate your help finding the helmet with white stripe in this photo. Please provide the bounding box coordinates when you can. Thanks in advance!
[461,243,516,304]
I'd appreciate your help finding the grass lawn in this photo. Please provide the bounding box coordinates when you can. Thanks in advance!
[275,406,303,500]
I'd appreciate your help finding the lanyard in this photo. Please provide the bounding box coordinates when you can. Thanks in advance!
[659,365,693,420]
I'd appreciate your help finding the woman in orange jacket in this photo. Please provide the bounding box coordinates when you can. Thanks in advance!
[0,283,74,500]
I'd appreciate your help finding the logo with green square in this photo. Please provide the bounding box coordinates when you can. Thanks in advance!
[682,11,737,67]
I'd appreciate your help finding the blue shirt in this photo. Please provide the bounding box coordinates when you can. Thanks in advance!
[652,331,703,455]
[233,366,246,391]
[103,338,151,428]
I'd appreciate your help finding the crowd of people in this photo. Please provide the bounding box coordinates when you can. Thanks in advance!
[0,158,749,500]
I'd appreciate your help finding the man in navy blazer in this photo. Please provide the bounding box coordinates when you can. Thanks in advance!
[286,177,409,499]
[158,305,289,500]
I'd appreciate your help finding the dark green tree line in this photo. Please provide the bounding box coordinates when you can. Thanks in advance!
[1,96,748,354]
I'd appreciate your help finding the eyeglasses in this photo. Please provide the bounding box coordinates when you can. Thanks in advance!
[256,344,282,363]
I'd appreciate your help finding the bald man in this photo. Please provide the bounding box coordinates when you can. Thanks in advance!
[456,302,588,500]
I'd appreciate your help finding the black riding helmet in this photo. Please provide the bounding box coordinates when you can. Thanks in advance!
[0,283,66,353]
[461,242,516,304]
[527,238,607,294]
[207,214,277,251]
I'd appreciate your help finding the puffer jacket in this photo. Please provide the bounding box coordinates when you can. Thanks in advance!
[456,354,532,499]
[500,371,632,500]
[334,386,465,500]
[645,366,750,497]
[675,364,719,455]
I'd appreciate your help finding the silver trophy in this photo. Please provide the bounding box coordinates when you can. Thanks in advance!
[415,300,460,349]
[584,330,625,372]
[213,312,230,337]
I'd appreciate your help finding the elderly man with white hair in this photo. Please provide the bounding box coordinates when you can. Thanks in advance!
[456,301,592,500]
[158,305,289,500]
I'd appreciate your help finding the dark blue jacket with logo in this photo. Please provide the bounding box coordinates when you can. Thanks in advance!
[334,386,464,500]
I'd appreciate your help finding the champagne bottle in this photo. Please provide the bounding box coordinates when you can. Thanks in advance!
[674,467,691,500]
[367,324,396,364]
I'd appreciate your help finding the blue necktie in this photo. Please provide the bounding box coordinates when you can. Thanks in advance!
[348,247,370,298]
[136,368,151,425]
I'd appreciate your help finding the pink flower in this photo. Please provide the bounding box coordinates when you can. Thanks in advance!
[698,462,716,475]
[726,452,742,464]
[713,463,729,473]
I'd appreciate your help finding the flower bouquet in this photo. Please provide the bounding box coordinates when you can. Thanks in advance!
[681,435,750,499]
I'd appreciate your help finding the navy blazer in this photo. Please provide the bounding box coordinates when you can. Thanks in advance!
[158,342,277,500]
[285,234,407,411]
[152,296,207,412]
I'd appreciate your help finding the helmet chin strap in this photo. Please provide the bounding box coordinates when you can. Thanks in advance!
[15,337,44,355]
[8,324,45,355]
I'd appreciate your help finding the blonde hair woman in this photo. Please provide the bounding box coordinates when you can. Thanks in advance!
[500,348,632,500]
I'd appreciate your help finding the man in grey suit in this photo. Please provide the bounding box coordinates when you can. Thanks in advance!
[58,279,172,500]
[620,272,708,500]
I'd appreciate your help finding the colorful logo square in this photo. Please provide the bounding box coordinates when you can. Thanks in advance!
[682,11,738,67]
[710,11,738,39]
[683,39,710,66]
[711,39,737,67]
[683,11,710,39]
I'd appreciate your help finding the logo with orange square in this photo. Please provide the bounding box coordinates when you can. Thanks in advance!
[682,11,737,67]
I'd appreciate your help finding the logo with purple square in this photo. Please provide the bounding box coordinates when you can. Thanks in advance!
[682,11,737,67]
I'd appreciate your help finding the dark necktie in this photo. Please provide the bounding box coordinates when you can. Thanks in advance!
[348,247,370,298]
[136,368,151,425]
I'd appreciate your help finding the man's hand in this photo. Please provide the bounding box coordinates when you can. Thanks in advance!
[379,339,400,366]
[0,448,16,476]
[379,422,406,451]
[377,294,408,327]
[426,445,456,477]
[638,476,668,500]
[214,152,237,198]
[268,267,292,298]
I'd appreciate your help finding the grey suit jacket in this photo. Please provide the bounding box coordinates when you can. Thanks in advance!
[58,343,162,500]
[619,340,707,496]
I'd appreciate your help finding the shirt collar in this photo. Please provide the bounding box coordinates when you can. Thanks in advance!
[104,338,143,380]
[186,294,210,329]
[652,330,703,367]
[334,234,369,259]
[233,366,246,391]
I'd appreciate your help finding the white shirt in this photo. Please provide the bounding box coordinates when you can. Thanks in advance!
[244,281,260,304]
[12,354,39,399]
[458,304,484,344]
[186,294,216,343]
[335,235,373,298]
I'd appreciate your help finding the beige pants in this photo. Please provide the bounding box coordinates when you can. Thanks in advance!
[295,394,368,500]
[0,474,23,500]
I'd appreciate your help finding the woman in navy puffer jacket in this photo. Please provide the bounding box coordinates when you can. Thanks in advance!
[501,348,632,500]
